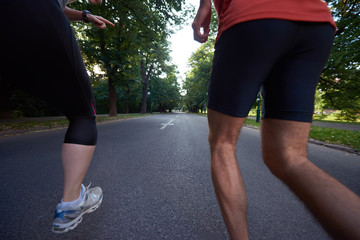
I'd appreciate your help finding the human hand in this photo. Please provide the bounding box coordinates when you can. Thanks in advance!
[87,14,115,29]
[192,0,211,43]
[88,0,102,4]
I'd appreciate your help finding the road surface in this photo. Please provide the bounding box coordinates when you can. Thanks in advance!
[1,113,359,239]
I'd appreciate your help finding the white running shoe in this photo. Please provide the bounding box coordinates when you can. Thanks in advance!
[52,184,103,233]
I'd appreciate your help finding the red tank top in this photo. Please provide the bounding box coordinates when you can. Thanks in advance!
[213,0,336,41]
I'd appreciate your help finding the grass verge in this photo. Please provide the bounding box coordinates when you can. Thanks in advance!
[249,112,360,124]
[309,126,360,151]
[312,114,360,124]
[244,118,359,151]
[0,114,151,135]
[0,119,70,132]
[96,114,152,122]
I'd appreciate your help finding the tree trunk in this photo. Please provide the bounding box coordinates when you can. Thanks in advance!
[125,102,129,114]
[108,76,117,116]
[0,78,11,118]
[99,30,118,117]
[140,60,153,114]
[125,88,130,114]
[140,85,148,114]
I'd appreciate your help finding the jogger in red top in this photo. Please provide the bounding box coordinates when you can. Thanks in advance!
[193,0,360,239]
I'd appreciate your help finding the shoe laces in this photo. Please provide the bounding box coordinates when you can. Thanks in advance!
[84,182,92,192]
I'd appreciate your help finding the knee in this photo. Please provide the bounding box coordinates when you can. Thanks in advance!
[262,149,308,179]
[262,151,288,177]
[208,132,237,152]
[208,134,239,169]
[64,115,97,145]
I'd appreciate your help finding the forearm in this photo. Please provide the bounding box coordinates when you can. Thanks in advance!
[200,0,211,8]
[193,0,212,43]
[64,7,83,21]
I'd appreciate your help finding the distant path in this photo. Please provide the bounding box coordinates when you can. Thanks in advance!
[311,121,360,131]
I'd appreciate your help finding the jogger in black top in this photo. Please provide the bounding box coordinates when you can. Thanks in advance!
[0,0,114,233]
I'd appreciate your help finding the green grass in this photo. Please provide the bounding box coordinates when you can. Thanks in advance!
[244,118,261,128]
[244,118,360,151]
[309,126,360,151]
[0,114,151,134]
[96,113,151,122]
[249,112,360,124]
[312,114,360,124]
[0,119,70,131]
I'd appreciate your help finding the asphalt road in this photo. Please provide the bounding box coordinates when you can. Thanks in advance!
[1,113,359,240]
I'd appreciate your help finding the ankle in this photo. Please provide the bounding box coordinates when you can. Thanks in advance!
[61,184,84,208]
[62,184,84,202]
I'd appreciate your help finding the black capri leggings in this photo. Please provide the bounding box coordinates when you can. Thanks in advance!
[208,19,334,122]
[0,0,97,145]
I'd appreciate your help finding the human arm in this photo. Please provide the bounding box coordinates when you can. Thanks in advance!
[63,6,115,29]
[88,0,102,4]
[192,0,212,43]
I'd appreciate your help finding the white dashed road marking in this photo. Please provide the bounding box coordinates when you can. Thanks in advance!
[160,119,175,129]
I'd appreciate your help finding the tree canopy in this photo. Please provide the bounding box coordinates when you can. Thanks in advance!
[71,0,188,115]
[182,6,217,113]
[3,1,358,120]
[320,0,360,121]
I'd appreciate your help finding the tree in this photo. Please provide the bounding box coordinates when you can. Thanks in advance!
[71,0,186,116]
[183,41,213,113]
[150,65,181,113]
[183,6,218,113]
[319,0,360,121]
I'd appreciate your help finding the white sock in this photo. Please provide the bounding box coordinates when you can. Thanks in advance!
[60,185,85,209]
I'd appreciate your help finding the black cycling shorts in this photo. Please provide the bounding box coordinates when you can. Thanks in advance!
[208,19,334,122]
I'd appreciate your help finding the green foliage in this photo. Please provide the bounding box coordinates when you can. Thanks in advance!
[182,6,220,113]
[150,72,181,112]
[92,79,109,113]
[183,40,214,113]
[92,66,181,114]
[9,89,61,118]
[314,88,326,114]
[91,75,143,114]
[70,0,187,115]
[319,0,360,121]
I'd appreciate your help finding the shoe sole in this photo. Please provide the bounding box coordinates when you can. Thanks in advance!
[52,195,103,234]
